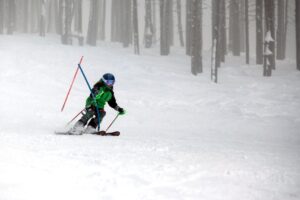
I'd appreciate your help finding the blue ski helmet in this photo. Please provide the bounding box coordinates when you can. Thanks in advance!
[101,73,115,87]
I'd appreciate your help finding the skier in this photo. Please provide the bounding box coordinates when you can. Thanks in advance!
[69,73,125,134]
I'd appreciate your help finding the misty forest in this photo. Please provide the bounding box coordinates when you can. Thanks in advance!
[0,0,299,81]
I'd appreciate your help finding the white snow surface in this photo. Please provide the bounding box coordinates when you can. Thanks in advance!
[0,35,300,200]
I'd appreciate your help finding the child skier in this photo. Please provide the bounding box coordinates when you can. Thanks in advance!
[69,73,125,134]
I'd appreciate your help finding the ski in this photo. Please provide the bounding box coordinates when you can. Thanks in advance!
[92,131,120,136]
[54,131,82,135]
[54,131,120,136]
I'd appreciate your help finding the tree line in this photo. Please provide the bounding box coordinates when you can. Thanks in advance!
[0,0,299,81]
[209,0,299,82]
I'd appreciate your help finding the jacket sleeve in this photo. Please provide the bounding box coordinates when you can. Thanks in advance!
[108,90,118,110]
[90,81,101,97]
[86,82,102,108]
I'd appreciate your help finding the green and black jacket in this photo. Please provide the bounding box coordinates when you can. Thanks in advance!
[85,80,118,110]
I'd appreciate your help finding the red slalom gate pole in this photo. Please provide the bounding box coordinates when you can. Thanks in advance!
[61,56,84,112]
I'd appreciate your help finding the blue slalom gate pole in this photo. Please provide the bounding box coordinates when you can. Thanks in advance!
[77,63,101,131]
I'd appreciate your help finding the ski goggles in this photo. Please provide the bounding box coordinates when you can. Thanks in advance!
[104,79,115,86]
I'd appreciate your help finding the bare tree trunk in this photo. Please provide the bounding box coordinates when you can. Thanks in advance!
[296,0,300,70]
[39,0,46,37]
[256,0,263,64]
[240,0,245,52]
[111,0,117,42]
[116,0,122,42]
[110,0,127,44]
[283,0,288,58]
[265,0,276,70]
[0,0,4,34]
[277,0,287,60]
[212,0,221,68]
[270,0,276,69]
[30,0,40,33]
[152,0,157,44]
[119,0,125,44]
[61,0,73,45]
[176,0,184,47]
[211,0,221,83]
[47,0,54,32]
[211,38,218,83]
[167,0,173,46]
[191,0,202,75]
[160,0,171,55]
[74,0,83,34]
[133,0,140,54]
[230,0,240,56]
[186,0,192,55]
[7,0,16,35]
[87,0,99,46]
[57,0,63,35]
[245,0,249,64]
[14,1,20,32]
[121,0,131,47]
[98,0,106,40]
[144,0,154,48]
[101,0,106,40]
[263,0,275,76]
[23,0,29,33]
[228,0,233,51]
[219,0,226,62]
[72,0,83,45]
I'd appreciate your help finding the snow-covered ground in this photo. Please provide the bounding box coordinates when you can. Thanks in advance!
[0,35,299,200]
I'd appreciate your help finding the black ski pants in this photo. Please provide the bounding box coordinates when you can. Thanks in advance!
[78,107,106,128]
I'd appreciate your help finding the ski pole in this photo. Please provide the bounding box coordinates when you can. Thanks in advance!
[77,63,101,131]
[66,108,85,126]
[105,113,120,132]
[61,56,84,112]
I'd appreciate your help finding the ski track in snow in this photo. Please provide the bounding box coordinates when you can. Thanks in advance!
[0,35,300,200]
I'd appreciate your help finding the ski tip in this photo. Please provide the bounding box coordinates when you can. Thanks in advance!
[54,131,82,136]
[110,131,120,136]
[93,131,120,136]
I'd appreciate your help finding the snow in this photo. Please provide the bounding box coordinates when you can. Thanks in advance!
[0,35,300,200]
[265,31,275,43]
[264,46,273,56]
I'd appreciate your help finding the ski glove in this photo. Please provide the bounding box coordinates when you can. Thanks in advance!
[118,107,126,115]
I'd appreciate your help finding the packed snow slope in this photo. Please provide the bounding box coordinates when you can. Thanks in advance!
[0,35,300,200]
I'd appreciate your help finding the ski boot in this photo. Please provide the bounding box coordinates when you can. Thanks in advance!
[68,121,85,135]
